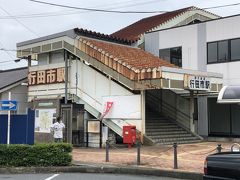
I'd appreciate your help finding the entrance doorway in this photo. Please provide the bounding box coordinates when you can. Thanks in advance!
[61,103,84,146]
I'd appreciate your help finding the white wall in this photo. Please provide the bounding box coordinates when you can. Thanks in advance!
[206,15,240,42]
[69,60,133,113]
[206,15,240,86]
[207,61,240,85]
[145,24,204,71]
[145,32,159,56]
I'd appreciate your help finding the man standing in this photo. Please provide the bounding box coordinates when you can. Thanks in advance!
[51,117,65,143]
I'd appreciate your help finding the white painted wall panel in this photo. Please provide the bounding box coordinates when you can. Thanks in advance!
[110,81,132,96]
[68,60,134,115]
[82,64,96,98]
[206,16,240,42]
[95,74,110,103]
[102,95,141,119]
[207,61,240,86]
[146,25,201,71]
[145,32,159,56]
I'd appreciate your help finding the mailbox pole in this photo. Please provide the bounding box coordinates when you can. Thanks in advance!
[7,92,11,145]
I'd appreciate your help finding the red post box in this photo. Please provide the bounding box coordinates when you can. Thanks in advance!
[123,125,136,148]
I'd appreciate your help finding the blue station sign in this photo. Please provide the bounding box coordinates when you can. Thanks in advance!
[0,101,18,111]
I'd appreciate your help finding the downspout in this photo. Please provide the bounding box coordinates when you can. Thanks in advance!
[64,50,68,104]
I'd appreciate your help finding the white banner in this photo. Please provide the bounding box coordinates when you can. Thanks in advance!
[102,95,141,119]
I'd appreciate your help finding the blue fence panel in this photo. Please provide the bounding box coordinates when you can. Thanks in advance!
[0,115,7,144]
[11,115,28,144]
[27,109,35,144]
[0,109,35,144]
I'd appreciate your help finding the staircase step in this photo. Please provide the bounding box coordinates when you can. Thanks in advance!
[148,133,193,140]
[146,124,178,129]
[154,136,200,143]
[156,139,203,145]
[146,122,174,125]
[146,127,183,132]
[147,118,170,121]
[146,130,188,136]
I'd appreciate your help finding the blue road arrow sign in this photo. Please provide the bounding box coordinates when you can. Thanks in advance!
[0,100,17,111]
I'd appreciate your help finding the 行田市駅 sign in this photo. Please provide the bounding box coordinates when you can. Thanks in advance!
[28,67,65,86]
[185,75,211,91]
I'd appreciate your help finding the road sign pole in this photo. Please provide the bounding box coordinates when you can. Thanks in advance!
[7,92,11,145]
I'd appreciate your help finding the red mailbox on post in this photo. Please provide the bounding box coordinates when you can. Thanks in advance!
[123,125,136,148]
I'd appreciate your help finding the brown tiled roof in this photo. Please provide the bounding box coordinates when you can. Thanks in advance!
[78,38,177,80]
[74,28,134,45]
[111,7,192,42]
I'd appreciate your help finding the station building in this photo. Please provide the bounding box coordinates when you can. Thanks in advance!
[16,7,224,146]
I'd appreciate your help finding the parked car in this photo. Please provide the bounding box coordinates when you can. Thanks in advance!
[203,152,240,180]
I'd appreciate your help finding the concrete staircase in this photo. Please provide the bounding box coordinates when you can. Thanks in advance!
[146,113,202,145]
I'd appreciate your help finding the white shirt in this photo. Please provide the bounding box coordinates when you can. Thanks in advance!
[50,121,65,138]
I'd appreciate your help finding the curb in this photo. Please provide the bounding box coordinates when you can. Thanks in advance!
[0,164,203,180]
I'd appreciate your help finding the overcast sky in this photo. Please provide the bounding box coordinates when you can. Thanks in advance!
[1,0,240,70]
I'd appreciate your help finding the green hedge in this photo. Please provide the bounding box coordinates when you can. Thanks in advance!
[0,143,72,167]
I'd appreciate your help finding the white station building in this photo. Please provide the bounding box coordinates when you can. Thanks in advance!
[16,7,226,146]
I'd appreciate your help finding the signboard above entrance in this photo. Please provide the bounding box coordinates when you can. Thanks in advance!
[186,75,211,91]
[28,67,65,86]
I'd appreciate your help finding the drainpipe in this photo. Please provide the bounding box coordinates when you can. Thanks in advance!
[64,50,68,104]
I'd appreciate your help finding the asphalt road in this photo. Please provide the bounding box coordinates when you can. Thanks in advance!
[0,173,187,180]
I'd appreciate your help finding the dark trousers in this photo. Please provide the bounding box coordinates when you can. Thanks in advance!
[54,138,63,143]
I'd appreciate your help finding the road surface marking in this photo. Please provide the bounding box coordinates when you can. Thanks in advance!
[45,174,59,180]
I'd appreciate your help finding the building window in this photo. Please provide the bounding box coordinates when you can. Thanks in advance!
[231,39,240,61]
[218,40,229,62]
[207,38,240,64]
[159,47,182,67]
[207,42,218,63]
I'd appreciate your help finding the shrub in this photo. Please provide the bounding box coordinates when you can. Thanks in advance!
[0,143,72,167]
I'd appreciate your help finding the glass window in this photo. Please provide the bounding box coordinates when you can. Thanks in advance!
[231,39,240,61]
[159,49,170,62]
[207,42,217,63]
[218,40,229,62]
[159,47,182,67]
[170,47,182,67]
[38,53,48,65]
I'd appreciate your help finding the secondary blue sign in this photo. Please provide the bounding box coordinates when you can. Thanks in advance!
[0,101,18,111]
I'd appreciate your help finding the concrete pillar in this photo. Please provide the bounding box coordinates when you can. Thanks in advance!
[189,91,195,133]
[141,90,146,142]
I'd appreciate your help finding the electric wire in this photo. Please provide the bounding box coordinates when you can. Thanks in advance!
[0,42,15,60]
[29,0,240,14]
[0,5,39,37]
[0,0,160,19]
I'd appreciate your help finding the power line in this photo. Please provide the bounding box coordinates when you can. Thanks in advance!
[0,5,39,37]
[204,2,240,9]
[29,0,167,14]
[0,42,15,60]
[29,0,240,14]
[0,0,161,19]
